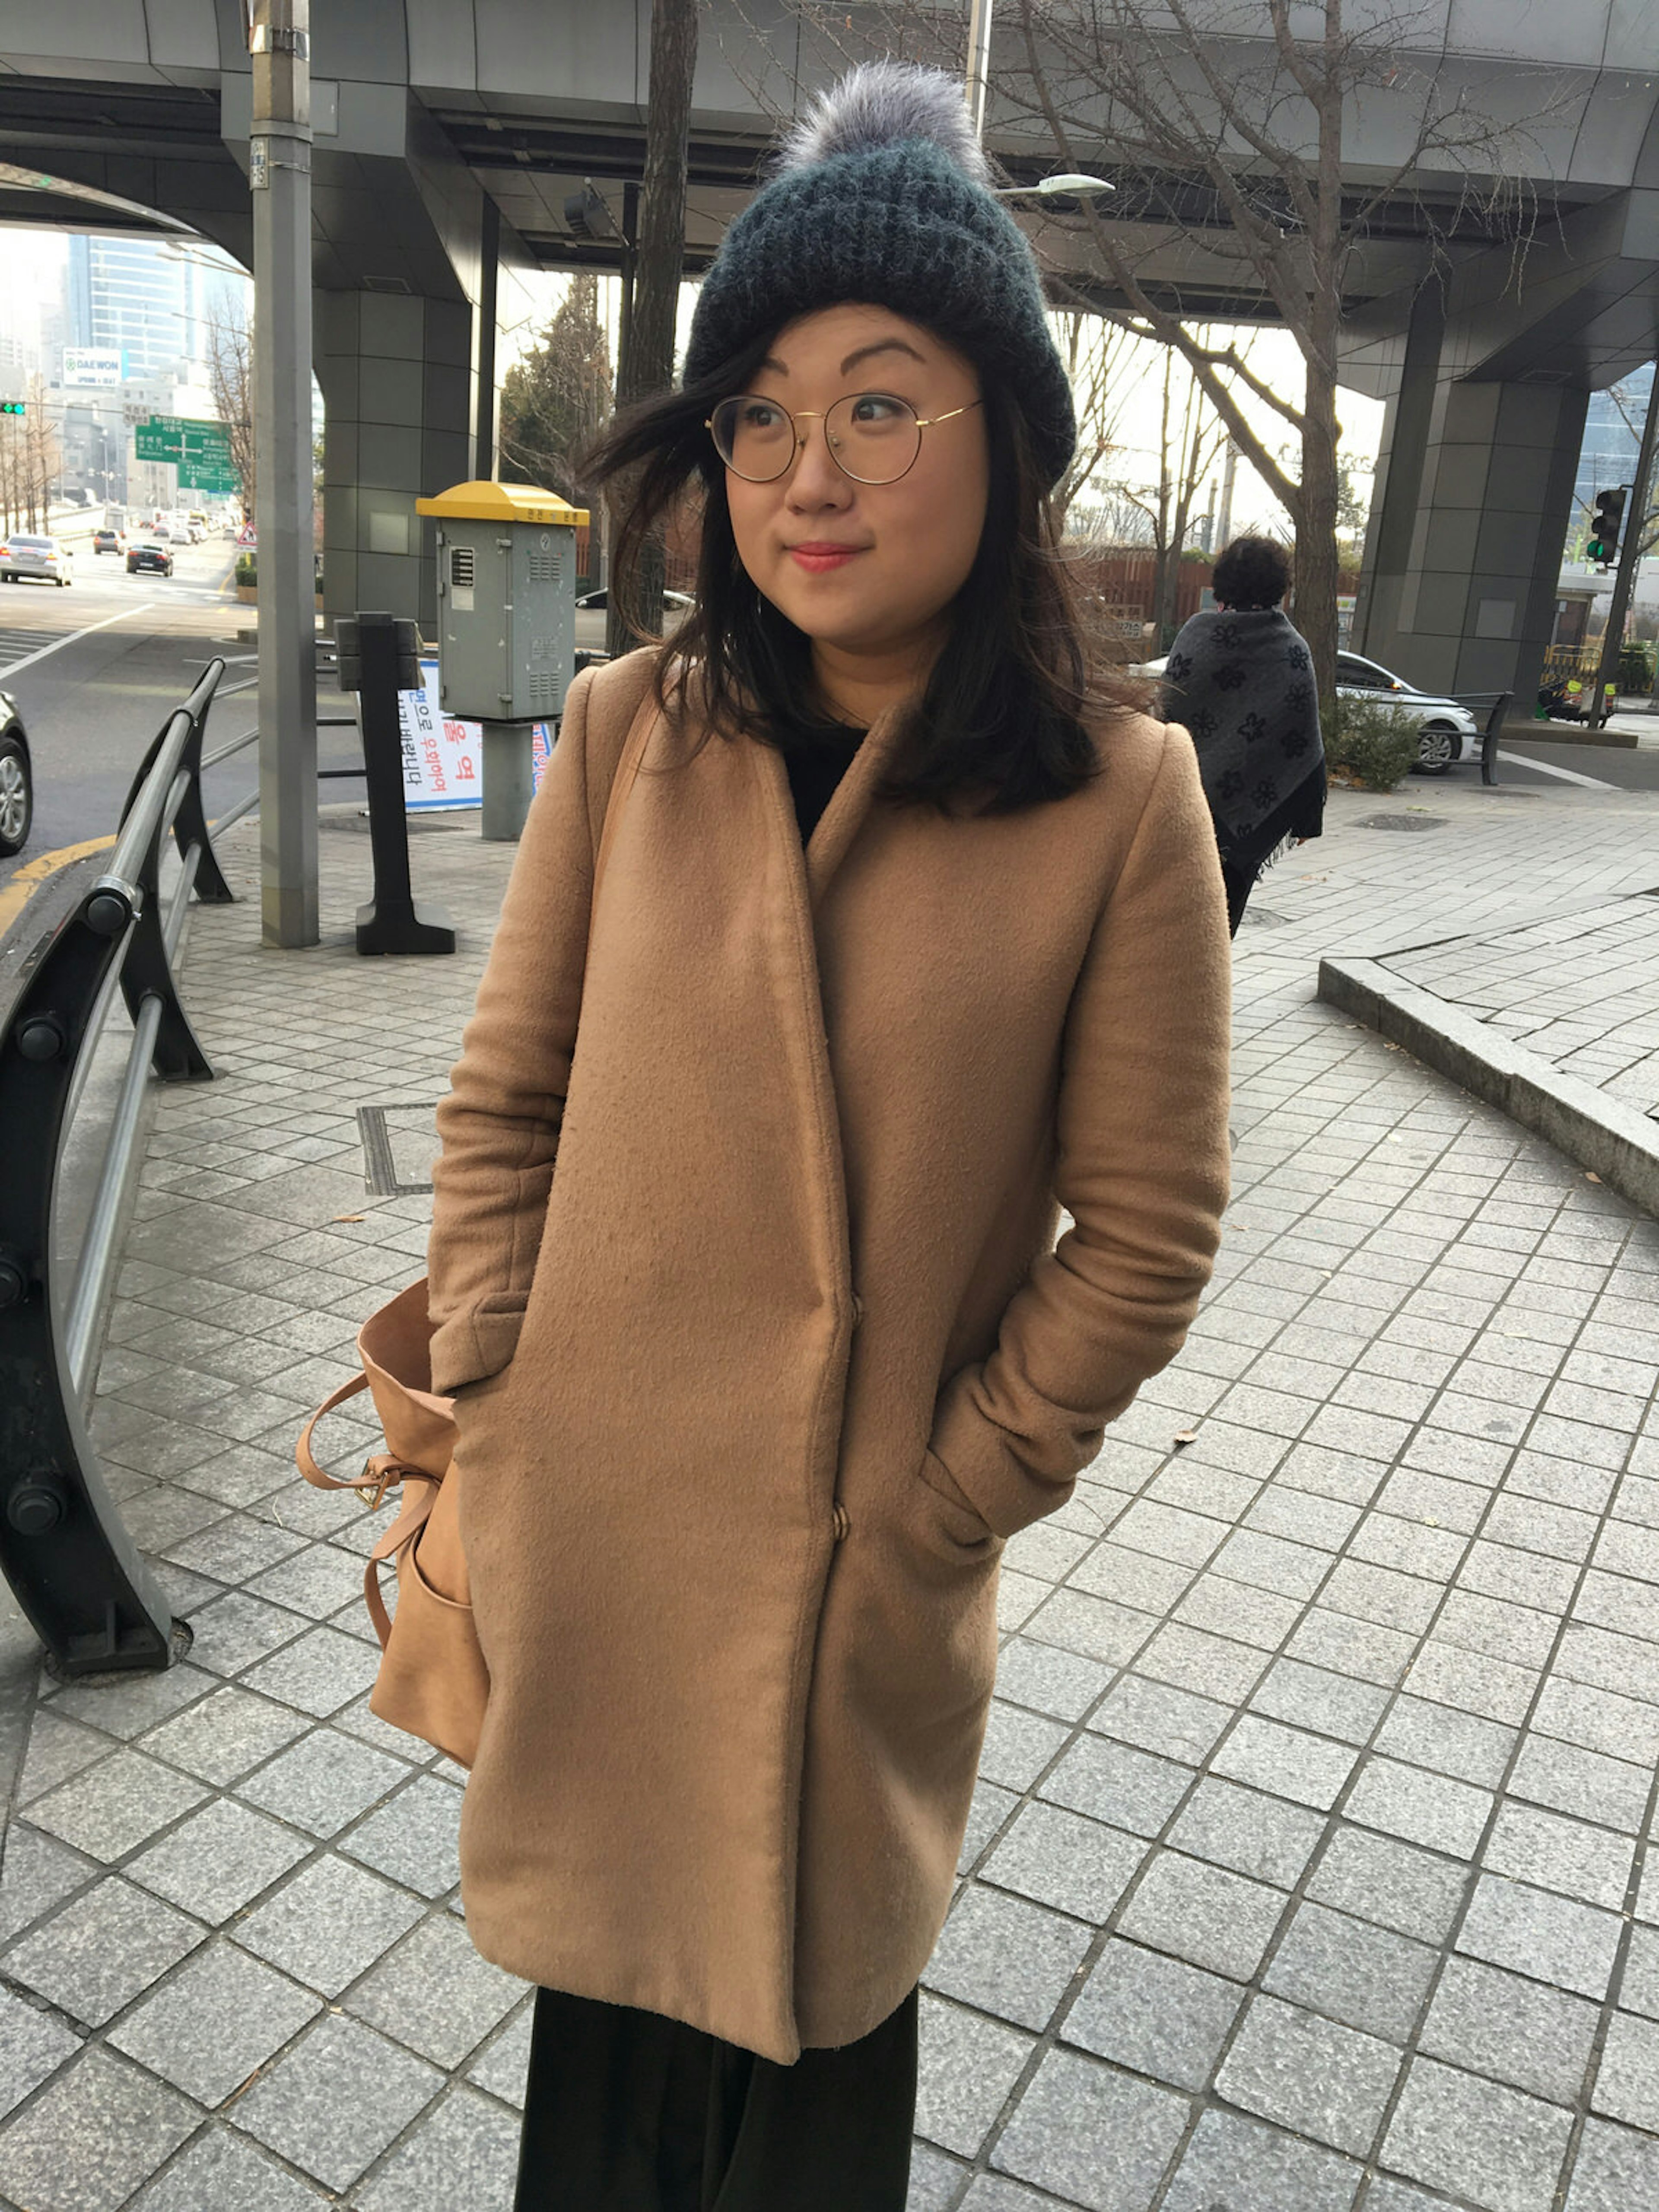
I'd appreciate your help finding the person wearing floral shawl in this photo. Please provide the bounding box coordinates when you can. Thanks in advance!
[1161,535,1325,932]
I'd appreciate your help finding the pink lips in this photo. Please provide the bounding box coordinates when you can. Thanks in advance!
[788,543,864,573]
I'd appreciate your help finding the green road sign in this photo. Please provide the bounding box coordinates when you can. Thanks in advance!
[133,415,235,469]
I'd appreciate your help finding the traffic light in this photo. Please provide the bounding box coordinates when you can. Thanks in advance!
[1587,486,1626,566]
[0,400,24,416]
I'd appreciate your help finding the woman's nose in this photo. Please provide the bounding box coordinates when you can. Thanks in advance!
[785,420,852,509]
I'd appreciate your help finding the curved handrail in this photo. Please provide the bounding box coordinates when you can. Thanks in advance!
[0,658,230,1678]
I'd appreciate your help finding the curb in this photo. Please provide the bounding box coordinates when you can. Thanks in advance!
[1317,956,1659,1220]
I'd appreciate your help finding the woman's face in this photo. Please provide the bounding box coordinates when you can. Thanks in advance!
[721,303,990,680]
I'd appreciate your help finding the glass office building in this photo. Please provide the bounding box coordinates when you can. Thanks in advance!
[66,233,200,384]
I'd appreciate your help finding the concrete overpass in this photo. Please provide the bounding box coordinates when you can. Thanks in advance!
[0,1,1654,701]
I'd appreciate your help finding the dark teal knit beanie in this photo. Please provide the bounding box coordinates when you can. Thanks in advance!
[685,62,1077,489]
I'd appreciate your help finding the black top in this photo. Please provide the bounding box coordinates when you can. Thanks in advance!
[776,717,866,843]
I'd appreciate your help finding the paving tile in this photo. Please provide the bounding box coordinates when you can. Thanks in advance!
[464,1998,533,2109]
[1286,1609,1417,1688]
[1420,1956,1598,2107]
[1249,1657,1390,1745]
[346,1912,524,2069]
[989,2045,1189,2212]
[0,1821,99,1946]
[0,1982,82,2121]
[1039,1736,1195,1838]
[923,1883,1092,2032]
[909,2143,971,2207]
[184,1589,309,1675]
[124,1796,311,1923]
[1264,1900,1438,2041]
[1167,1777,1325,1890]
[1173,1571,1301,1650]
[1306,1827,1472,1945]
[915,1993,1034,2158]
[25,1743,208,1863]
[1162,2108,1363,2212]
[1063,1939,1242,2091]
[976,1702,1070,1792]
[1117,1850,1287,1981]
[1066,1542,1195,1616]
[1135,1621,1269,1702]
[1217,1992,1401,2156]
[126,2121,332,2209]
[1592,2009,1659,2133]
[1532,1677,1659,1766]
[1564,2116,1659,2209]
[1457,1874,1623,2001]
[108,1937,321,2106]
[0,2043,201,2212]
[1345,1757,1494,1858]
[339,1773,464,1900]
[1482,1802,1634,1912]
[1210,1713,1360,1811]
[993,1639,1111,1724]
[135,1682,311,1788]
[1087,1673,1231,1765]
[45,1661,220,1744]
[233,1852,426,1997]
[1381,2054,1573,2212]
[1372,1700,1514,1792]
[1024,1589,1157,1668]
[235,1726,411,1839]
[238,1624,383,1719]
[0,1873,205,2028]
[961,1778,1020,1872]
[981,1803,1146,1923]
[230,2011,444,2190]
[350,2081,524,2211]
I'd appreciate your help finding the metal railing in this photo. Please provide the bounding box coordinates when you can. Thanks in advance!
[1452,690,1514,788]
[0,659,238,1677]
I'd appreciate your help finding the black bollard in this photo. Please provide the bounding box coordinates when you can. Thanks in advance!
[337,612,457,956]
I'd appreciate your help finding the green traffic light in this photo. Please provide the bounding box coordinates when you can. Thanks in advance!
[0,401,24,416]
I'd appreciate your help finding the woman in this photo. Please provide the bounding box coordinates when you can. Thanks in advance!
[1160,534,1325,933]
[425,62,1231,2212]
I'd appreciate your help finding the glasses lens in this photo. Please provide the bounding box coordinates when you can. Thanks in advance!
[826,394,922,483]
[712,396,794,480]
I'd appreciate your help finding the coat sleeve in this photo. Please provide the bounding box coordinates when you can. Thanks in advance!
[424,664,607,1395]
[926,724,1232,1538]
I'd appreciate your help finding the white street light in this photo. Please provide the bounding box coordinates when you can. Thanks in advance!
[995,174,1116,199]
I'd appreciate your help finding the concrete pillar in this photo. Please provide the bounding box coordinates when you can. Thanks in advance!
[316,290,472,635]
[1357,300,1588,708]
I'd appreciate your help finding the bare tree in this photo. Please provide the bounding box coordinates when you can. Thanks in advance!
[1050,308,1140,532]
[608,0,699,654]
[1114,343,1229,641]
[0,376,60,533]
[205,306,256,521]
[500,277,615,506]
[996,0,1542,703]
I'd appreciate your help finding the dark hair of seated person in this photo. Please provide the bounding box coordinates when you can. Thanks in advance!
[1211,535,1291,612]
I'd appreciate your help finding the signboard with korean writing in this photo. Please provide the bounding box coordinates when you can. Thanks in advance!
[396,659,555,811]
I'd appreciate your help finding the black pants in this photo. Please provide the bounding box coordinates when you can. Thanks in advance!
[512,1985,918,2212]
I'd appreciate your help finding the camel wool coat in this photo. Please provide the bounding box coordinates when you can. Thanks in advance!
[425,648,1230,2065]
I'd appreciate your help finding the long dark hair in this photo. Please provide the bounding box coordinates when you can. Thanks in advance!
[580,324,1139,814]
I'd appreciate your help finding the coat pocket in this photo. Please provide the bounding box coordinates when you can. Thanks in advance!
[912,1446,1003,1562]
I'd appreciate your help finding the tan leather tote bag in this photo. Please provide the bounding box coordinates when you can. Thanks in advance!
[293,682,655,1768]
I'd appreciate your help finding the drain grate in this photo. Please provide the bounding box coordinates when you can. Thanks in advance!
[357,1103,437,1196]
[1354,813,1446,833]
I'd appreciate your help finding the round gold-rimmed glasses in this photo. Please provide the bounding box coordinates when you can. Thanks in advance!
[706,391,984,485]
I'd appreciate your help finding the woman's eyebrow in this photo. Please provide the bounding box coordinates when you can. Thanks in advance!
[756,337,929,379]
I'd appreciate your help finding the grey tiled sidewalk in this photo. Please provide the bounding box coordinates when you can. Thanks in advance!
[1379,896,1659,1123]
[0,780,1656,2209]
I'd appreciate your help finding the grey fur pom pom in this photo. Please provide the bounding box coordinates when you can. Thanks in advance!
[772,60,992,188]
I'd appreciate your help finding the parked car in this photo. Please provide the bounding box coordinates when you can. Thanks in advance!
[126,539,174,578]
[574,587,695,613]
[0,693,32,858]
[0,534,74,587]
[91,527,126,556]
[1136,646,1481,775]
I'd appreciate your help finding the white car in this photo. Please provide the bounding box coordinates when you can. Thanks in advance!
[1137,645,1481,774]
[0,534,74,587]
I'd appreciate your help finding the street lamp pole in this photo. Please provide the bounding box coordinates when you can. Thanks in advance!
[249,0,318,947]
[964,0,995,140]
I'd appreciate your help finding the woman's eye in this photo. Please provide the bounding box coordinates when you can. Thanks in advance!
[849,394,906,424]
[742,402,785,428]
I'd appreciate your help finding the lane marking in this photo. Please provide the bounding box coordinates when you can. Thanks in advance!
[0,834,116,940]
[1494,749,1615,792]
[0,605,140,681]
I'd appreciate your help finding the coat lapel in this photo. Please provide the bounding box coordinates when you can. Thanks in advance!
[801,705,907,911]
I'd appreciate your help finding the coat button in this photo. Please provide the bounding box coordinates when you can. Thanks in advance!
[832,1502,850,1541]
